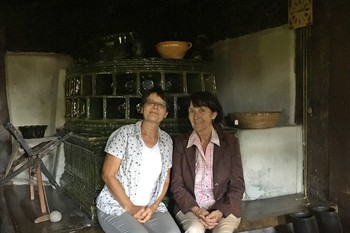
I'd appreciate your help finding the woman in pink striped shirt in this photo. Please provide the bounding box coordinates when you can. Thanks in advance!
[171,91,245,233]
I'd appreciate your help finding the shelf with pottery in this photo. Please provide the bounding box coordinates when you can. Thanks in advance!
[64,58,215,134]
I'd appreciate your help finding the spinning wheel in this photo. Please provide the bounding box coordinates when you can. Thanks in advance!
[1,122,72,223]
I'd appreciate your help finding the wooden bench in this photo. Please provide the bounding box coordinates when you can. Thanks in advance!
[236,193,308,232]
[167,193,310,232]
[4,185,321,233]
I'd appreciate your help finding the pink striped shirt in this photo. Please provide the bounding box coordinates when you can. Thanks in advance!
[187,127,220,209]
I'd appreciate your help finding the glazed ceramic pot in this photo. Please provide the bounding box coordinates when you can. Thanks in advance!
[290,211,320,233]
[312,206,343,233]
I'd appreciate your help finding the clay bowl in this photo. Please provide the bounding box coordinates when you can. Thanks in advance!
[229,111,282,129]
[156,41,192,59]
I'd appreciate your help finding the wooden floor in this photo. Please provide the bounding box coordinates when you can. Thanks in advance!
[1,184,315,233]
[0,184,104,233]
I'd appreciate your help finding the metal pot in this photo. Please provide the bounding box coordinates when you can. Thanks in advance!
[84,32,141,61]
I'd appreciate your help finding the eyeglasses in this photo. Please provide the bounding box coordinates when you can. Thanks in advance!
[145,100,167,110]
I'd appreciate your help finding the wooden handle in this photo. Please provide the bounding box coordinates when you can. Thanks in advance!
[29,169,35,200]
[36,167,47,214]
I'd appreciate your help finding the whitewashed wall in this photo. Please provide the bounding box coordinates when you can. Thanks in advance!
[5,52,72,184]
[211,25,303,200]
[5,52,72,136]
[237,126,303,200]
[212,25,295,125]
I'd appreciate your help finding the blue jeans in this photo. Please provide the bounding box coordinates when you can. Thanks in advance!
[97,209,181,233]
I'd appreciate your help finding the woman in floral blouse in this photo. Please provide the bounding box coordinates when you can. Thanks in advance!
[96,88,180,233]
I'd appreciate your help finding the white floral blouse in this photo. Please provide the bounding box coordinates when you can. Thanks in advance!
[96,120,173,215]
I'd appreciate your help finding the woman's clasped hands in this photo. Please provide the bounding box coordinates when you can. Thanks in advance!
[126,204,157,223]
[194,207,223,229]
